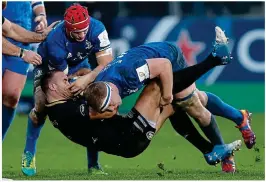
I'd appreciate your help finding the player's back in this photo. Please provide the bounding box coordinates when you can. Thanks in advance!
[2,2,32,30]
[129,42,180,62]
[46,97,95,148]
[96,41,186,98]
[3,2,33,47]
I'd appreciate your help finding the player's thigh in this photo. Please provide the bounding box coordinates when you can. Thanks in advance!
[197,90,208,106]
[175,91,211,125]
[134,80,161,122]
[2,69,27,108]
[156,104,175,133]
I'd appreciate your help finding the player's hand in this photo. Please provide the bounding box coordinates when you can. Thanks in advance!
[22,50,42,65]
[68,74,94,96]
[42,20,61,39]
[34,15,48,33]
[160,95,173,107]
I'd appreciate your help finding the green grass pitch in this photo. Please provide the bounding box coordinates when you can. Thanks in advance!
[2,113,265,180]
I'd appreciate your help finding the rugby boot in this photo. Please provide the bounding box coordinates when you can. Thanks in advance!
[204,140,242,165]
[221,155,236,173]
[236,110,256,149]
[212,26,233,65]
[21,151,36,176]
[88,166,108,175]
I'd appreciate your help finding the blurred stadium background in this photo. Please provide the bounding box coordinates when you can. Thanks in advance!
[3,1,265,180]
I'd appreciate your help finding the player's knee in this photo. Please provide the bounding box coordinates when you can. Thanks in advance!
[29,108,46,127]
[34,91,46,112]
[198,90,208,106]
[2,91,21,108]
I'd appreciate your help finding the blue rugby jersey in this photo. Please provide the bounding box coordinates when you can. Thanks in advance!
[37,18,111,75]
[95,42,187,98]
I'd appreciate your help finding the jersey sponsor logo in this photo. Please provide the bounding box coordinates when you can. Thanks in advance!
[98,30,110,48]
[80,104,86,116]
[146,131,155,140]
[136,64,149,82]
[85,40,93,50]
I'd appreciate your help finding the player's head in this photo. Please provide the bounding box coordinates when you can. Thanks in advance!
[64,3,90,42]
[84,82,122,113]
[2,1,7,10]
[41,71,71,99]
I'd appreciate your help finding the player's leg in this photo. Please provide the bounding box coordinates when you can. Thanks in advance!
[172,26,232,94]
[199,91,256,149]
[134,80,162,125]
[174,87,224,145]
[71,60,103,174]
[22,67,47,176]
[153,87,242,166]
[2,55,29,140]
[157,104,214,155]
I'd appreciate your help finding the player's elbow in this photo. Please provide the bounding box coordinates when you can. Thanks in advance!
[161,58,172,72]
[147,58,172,79]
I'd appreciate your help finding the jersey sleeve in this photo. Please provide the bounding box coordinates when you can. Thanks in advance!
[2,16,5,25]
[91,20,111,53]
[131,58,150,83]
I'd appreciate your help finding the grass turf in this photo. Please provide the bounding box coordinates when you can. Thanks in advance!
[2,113,265,180]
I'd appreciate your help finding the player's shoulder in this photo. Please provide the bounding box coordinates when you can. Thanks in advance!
[46,21,66,45]
[89,17,107,36]
[46,98,88,117]
[90,17,105,29]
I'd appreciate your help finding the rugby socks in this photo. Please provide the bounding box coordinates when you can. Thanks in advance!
[169,108,214,154]
[205,92,243,126]
[2,105,16,140]
[87,148,100,168]
[173,54,221,93]
[24,116,44,155]
[200,115,224,145]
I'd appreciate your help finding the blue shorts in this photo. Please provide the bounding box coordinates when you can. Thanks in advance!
[2,42,31,76]
[166,42,188,72]
[2,55,30,76]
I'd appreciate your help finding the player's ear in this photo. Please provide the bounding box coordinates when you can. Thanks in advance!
[49,83,57,91]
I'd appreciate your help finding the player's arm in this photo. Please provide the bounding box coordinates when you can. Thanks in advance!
[2,16,58,43]
[68,68,92,80]
[32,1,48,33]
[69,25,113,95]
[83,29,113,82]
[2,17,46,43]
[2,36,42,65]
[146,58,173,106]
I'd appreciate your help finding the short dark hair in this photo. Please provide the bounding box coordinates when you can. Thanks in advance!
[40,71,59,94]
[83,82,107,112]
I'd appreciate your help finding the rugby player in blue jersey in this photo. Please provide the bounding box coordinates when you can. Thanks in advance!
[21,4,113,176]
[85,27,255,173]
[2,1,47,140]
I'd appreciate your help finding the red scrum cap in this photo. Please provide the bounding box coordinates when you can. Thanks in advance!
[64,4,90,32]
